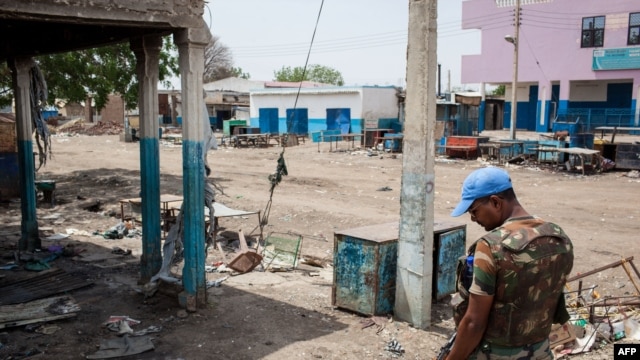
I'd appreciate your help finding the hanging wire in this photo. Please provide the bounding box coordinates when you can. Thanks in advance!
[261,0,325,230]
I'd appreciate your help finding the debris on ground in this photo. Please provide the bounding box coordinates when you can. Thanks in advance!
[552,256,640,356]
[384,338,405,355]
[86,335,155,359]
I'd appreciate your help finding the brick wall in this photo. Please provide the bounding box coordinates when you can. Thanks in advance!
[0,115,17,153]
[99,94,124,124]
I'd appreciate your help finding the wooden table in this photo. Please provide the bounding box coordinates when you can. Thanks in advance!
[479,142,513,164]
[233,133,271,148]
[323,133,362,152]
[119,194,183,222]
[595,126,640,143]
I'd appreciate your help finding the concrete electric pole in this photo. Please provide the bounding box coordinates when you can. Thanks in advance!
[395,0,437,329]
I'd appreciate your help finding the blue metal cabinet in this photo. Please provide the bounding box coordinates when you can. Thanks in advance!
[433,225,467,300]
[332,221,466,316]
[333,223,397,316]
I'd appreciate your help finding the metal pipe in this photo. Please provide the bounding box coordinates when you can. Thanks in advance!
[567,256,634,282]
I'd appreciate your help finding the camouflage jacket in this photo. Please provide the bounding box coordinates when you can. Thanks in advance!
[455,216,574,347]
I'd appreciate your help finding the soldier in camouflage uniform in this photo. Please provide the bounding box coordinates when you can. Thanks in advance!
[445,167,574,360]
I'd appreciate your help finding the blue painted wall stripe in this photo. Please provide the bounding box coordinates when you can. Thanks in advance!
[250,117,368,135]
[181,139,206,295]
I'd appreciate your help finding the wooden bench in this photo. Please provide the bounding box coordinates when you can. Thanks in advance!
[445,137,480,159]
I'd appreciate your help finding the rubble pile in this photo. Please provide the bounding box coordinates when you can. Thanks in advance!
[82,121,124,136]
[48,119,124,136]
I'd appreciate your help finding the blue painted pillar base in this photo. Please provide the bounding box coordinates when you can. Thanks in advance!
[181,140,207,307]
[18,140,39,251]
[139,137,162,280]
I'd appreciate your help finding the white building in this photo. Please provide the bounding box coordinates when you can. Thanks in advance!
[249,86,402,136]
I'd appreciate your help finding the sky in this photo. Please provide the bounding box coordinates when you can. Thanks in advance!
[205,0,481,89]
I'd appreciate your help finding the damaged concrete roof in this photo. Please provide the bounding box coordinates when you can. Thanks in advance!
[0,0,206,60]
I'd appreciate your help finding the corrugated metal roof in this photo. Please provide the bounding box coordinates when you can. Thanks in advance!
[251,87,363,96]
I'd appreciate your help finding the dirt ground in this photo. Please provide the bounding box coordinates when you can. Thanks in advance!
[1,128,640,360]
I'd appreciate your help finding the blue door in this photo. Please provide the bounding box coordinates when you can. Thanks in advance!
[526,85,539,131]
[285,108,309,135]
[259,108,279,134]
[326,108,351,133]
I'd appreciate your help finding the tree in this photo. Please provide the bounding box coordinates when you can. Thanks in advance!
[0,36,178,111]
[0,64,11,109]
[203,36,236,83]
[492,85,506,96]
[273,64,344,86]
[232,67,250,79]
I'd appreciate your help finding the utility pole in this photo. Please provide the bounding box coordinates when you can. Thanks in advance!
[508,0,521,140]
[395,0,437,329]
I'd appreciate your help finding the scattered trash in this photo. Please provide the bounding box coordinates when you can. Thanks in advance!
[132,325,162,336]
[111,247,132,256]
[206,276,228,288]
[0,263,18,270]
[377,186,393,191]
[44,233,69,241]
[34,324,61,335]
[86,335,154,359]
[216,264,233,273]
[227,230,263,274]
[47,245,64,253]
[103,316,140,327]
[623,170,640,178]
[624,315,640,340]
[66,228,92,236]
[24,251,61,271]
[360,316,387,335]
[384,338,405,355]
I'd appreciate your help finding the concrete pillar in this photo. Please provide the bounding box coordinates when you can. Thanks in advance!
[10,58,40,252]
[174,25,212,311]
[395,0,437,329]
[537,81,552,132]
[558,79,570,114]
[478,83,486,133]
[131,35,163,282]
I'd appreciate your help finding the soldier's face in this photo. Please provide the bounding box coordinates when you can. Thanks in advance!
[469,195,503,231]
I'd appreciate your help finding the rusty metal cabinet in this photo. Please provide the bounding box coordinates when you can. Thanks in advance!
[332,221,466,316]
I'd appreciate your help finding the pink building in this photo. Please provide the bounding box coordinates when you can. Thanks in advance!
[461,0,640,133]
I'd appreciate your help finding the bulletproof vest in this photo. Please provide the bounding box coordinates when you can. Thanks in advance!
[452,218,573,347]
[480,218,573,346]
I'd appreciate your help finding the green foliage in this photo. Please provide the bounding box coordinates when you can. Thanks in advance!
[232,67,251,79]
[0,36,178,111]
[492,85,506,96]
[273,64,344,86]
[0,63,12,108]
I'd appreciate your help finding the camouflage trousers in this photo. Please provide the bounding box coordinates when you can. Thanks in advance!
[468,339,552,360]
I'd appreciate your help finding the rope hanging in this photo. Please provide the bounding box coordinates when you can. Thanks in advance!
[260,0,325,229]
[29,62,51,170]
